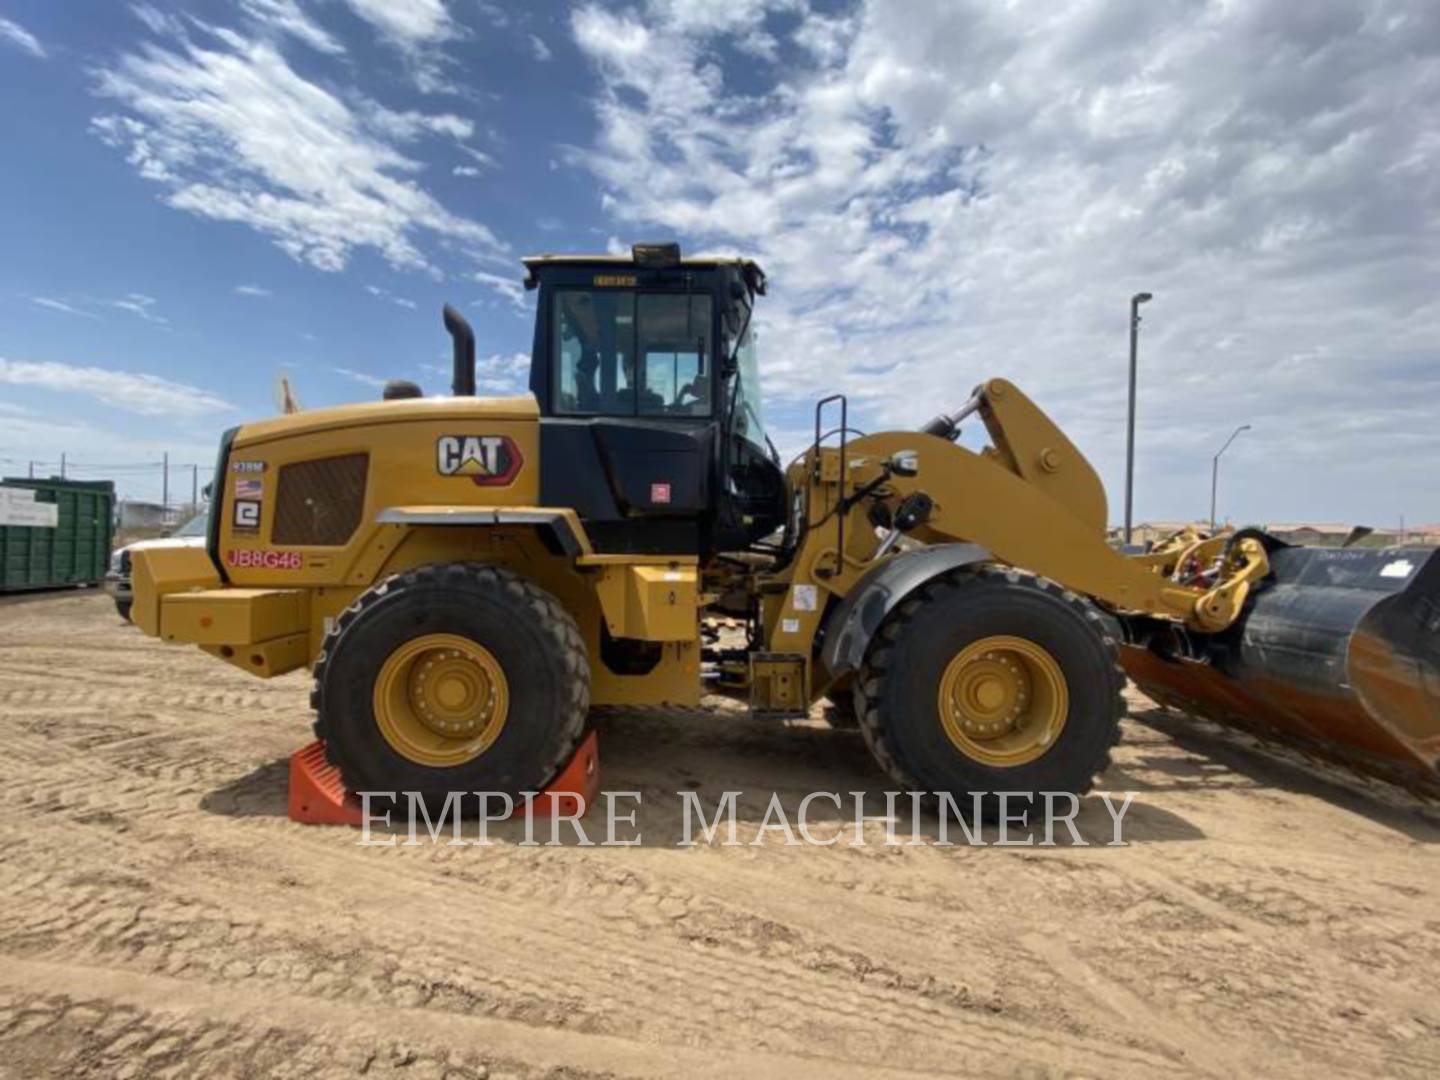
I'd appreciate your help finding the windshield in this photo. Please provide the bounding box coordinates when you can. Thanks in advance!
[174,512,209,537]
[730,320,768,452]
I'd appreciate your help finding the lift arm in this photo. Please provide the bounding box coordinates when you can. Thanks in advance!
[775,379,1264,634]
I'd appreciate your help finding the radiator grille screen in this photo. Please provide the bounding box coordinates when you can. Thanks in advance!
[272,453,368,546]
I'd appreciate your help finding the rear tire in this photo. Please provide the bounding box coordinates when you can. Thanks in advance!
[856,567,1123,819]
[313,563,588,809]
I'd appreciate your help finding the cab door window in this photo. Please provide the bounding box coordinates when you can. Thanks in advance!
[555,290,635,414]
[637,293,711,416]
[554,290,711,417]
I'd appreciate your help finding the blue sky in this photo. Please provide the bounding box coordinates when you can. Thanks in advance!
[1,1,1437,529]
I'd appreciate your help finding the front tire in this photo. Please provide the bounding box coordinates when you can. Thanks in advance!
[856,567,1123,818]
[313,563,588,807]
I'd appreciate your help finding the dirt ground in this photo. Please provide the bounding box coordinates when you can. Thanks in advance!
[2,591,1439,1079]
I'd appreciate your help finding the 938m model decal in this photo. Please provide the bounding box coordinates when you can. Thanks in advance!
[436,435,523,486]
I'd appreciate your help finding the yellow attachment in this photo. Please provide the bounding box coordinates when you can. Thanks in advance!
[158,587,311,678]
[750,653,807,713]
[129,545,222,636]
[590,562,699,641]
[202,633,309,679]
[161,588,309,645]
[937,635,1069,766]
[373,633,510,767]
[1133,531,1272,633]
[977,379,1107,533]
[1190,536,1270,632]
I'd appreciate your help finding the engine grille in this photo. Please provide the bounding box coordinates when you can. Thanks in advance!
[272,453,369,546]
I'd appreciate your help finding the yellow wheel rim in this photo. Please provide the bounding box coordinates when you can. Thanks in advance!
[937,635,1068,767]
[373,633,509,767]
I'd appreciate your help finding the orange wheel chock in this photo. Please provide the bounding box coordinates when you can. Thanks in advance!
[288,741,364,826]
[286,730,601,827]
[529,729,601,819]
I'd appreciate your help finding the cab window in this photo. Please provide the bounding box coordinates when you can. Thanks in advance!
[554,290,635,413]
[554,290,711,417]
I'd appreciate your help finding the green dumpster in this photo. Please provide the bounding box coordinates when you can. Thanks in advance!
[0,478,116,592]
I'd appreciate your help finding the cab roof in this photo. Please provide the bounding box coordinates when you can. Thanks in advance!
[521,252,762,272]
[521,249,766,296]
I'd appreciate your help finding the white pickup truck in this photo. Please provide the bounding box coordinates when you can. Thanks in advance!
[106,512,209,620]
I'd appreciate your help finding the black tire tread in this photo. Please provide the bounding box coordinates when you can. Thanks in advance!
[854,565,1126,797]
[310,561,589,794]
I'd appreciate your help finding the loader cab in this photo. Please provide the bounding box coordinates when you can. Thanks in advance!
[523,246,786,556]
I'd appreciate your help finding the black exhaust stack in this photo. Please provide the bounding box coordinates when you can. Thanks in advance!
[443,303,476,396]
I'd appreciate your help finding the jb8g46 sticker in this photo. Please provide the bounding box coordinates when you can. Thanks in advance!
[226,549,301,570]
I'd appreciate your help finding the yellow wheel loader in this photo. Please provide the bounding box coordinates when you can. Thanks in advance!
[130,244,1440,812]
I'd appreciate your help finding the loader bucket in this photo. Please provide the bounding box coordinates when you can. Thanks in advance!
[1122,545,1440,792]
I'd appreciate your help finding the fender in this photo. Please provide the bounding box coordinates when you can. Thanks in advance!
[818,543,991,678]
[374,506,587,557]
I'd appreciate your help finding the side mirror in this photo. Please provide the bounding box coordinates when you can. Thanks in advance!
[888,450,919,477]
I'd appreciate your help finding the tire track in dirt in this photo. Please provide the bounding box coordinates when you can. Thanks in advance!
[0,708,1176,1076]
[0,805,1181,1076]
[0,958,957,1080]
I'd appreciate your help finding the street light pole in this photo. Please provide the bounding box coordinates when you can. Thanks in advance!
[1124,291,1153,546]
[1210,424,1251,533]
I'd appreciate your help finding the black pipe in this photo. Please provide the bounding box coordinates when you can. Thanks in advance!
[443,303,475,396]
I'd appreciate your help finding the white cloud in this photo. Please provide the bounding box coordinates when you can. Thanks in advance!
[529,33,552,62]
[31,297,97,318]
[0,357,231,417]
[475,351,529,394]
[365,284,419,309]
[460,145,497,170]
[362,102,472,141]
[569,0,1440,524]
[473,2,510,30]
[93,23,502,274]
[453,165,481,178]
[792,10,852,66]
[234,284,271,297]
[343,0,455,47]
[0,16,45,58]
[333,365,389,388]
[472,270,527,312]
[342,0,457,91]
[110,293,169,325]
[239,0,344,54]
[130,4,185,38]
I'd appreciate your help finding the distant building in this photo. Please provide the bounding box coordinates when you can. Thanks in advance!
[1107,521,1208,548]
[1405,524,1440,546]
[118,501,167,530]
[117,501,193,530]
